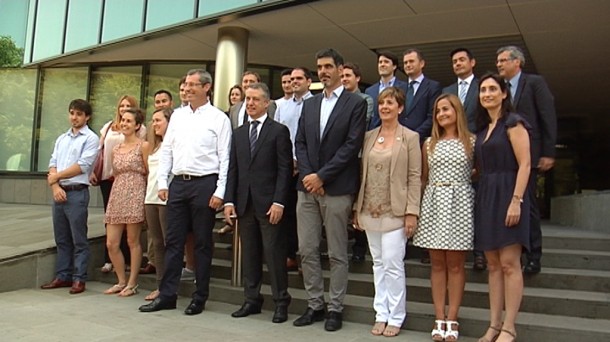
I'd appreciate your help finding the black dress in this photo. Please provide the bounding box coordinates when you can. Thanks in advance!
[474,112,531,252]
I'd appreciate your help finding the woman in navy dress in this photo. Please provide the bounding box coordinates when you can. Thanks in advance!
[474,73,531,342]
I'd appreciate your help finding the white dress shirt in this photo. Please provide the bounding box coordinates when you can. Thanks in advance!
[274,91,313,159]
[158,102,232,199]
[320,86,344,137]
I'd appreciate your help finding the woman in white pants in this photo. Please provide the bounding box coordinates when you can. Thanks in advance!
[353,87,422,337]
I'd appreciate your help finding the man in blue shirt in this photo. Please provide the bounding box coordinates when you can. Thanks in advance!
[41,99,99,294]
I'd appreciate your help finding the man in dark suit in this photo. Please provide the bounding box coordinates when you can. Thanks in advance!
[224,82,293,323]
[443,48,486,270]
[229,71,276,129]
[443,47,479,133]
[293,48,366,332]
[402,48,442,142]
[366,51,409,130]
[497,45,557,274]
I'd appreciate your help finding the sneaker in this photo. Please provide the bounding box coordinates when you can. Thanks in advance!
[101,263,113,273]
[181,268,195,281]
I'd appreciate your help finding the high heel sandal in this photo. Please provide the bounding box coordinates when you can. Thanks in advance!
[431,319,445,341]
[103,284,125,294]
[118,284,139,297]
[477,325,501,342]
[445,320,459,341]
[497,329,517,342]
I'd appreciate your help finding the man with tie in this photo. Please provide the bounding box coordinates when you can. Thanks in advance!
[366,51,409,131]
[229,71,277,128]
[139,69,232,315]
[497,45,557,274]
[443,48,479,133]
[293,48,366,331]
[224,82,293,323]
[402,48,442,142]
[442,48,486,270]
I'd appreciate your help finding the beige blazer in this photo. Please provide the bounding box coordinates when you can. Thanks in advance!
[353,125,422,218]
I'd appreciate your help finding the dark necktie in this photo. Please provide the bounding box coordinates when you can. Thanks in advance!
[459,80,468,104]
[250,120,259,154]
[406,80,417,110]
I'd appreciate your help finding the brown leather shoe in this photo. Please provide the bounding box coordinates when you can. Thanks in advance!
[140,263,156,274]
[69,281,86,294]
[41,278,72,289]
[286,258,298,271]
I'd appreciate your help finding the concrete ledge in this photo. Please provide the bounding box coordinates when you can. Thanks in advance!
[551,190,610,233]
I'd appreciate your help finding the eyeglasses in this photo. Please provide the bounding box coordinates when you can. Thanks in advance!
[496,58,515,64]
[184,82,204,88]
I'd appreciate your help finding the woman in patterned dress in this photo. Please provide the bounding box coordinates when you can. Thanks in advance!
[353,87,421,337]
[103,108,149,297]
[414,94,475,341]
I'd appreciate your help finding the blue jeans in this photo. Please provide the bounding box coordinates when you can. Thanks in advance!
[52,188,90,282]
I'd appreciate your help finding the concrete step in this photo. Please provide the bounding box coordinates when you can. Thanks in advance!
[210,245,610,293]
[94,272,610,342]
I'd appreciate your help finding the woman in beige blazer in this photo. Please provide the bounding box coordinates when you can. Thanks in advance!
[353,87,421,337]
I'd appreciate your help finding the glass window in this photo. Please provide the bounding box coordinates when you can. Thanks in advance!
[89,66,142,132]
[146,0,195,31]
[198,0,256,17]
[0,68,37,171]
[36,68,88,172]
[0,0,30,49]
[145,64,203,115]
[101,0,145,43]
[32,0,67,61]
[65,0,102,52]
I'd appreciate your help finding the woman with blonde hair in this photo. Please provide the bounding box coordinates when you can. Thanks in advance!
[143,108,172,301]
[353,87,421,337]
[414,93,475,341]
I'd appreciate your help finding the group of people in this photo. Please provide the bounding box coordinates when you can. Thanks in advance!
[40,43,556,342]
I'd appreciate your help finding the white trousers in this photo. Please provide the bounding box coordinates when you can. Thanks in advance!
[366,227,407,327]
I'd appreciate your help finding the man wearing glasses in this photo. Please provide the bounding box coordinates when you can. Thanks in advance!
[139,69,232,315]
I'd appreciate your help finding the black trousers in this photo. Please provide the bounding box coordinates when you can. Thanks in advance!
[239,200,291,307]
[526,168,542,261]
[159,175,217,303]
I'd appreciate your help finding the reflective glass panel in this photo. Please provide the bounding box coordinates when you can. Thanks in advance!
[146,0,195,31]
[0,0,30,49]
[0,68,37,171]
[65,0,102,52]
[32,0,67,61]
[198,0,256,17]
[36,68,88,172]
[89,66,142,132]
[145,63,204,115]
[102,0,145,42]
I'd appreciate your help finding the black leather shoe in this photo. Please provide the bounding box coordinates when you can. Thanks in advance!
[293,307,325,326]
[231,302,261,318]
[473,256,487,271]
[523,260,541,274]
[184,299,205,315]
[272,306,288,323]
[324,311,343,331]
[351,254,365,263]
[139,297,177,312]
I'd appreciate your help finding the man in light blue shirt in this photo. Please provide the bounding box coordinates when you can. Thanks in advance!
[41,99,99,295]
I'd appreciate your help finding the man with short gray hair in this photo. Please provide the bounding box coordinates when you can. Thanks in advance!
[496,45,557,274]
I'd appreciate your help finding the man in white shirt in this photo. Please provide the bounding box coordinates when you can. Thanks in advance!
[139,69,232,315]
[274,68,294,111]
[274,67,313,270]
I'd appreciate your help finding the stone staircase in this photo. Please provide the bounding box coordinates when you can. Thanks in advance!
[96,222,610,341]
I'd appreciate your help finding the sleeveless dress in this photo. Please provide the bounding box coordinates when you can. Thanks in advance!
[104,142,147,224]
[414,137,475,250]
[474,113,531,252]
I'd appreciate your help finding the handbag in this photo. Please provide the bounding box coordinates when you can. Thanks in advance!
[91,122,111,186]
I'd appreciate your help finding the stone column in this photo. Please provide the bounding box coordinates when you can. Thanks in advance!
[213,26,249,112]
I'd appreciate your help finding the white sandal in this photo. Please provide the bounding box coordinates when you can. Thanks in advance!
[445,320,460,341]
[101,262,113,273]
[431,319,445,341]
